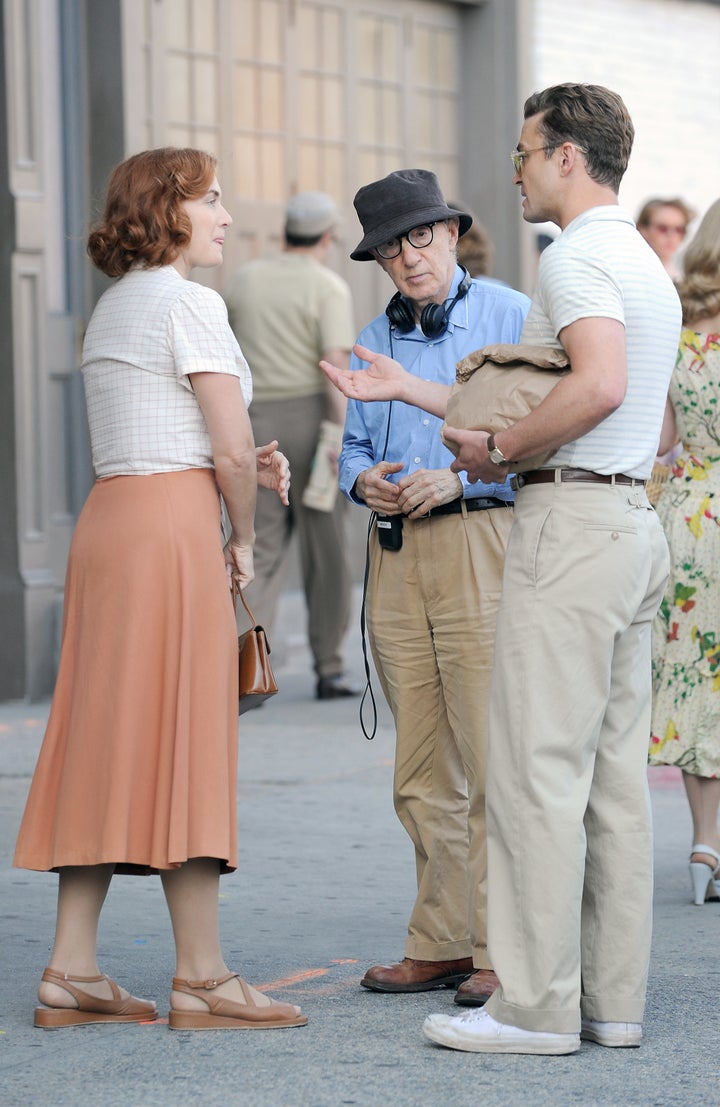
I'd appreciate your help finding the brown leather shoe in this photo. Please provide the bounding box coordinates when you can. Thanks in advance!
[453,968,500,1007]
[361,956,474,993]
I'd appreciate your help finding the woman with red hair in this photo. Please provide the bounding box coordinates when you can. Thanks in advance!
[14,148,306,1032]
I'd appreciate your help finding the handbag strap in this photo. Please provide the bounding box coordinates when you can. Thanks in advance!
[232,579,257,628]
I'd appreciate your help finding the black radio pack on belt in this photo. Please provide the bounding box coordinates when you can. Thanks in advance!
[376,513,403,550]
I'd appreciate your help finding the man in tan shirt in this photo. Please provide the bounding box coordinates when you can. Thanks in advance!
[225,193,359,699]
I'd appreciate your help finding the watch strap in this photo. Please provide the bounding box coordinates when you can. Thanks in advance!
[487,434,508,465]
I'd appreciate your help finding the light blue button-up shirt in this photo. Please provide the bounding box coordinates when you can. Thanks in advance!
[339,268,531,504]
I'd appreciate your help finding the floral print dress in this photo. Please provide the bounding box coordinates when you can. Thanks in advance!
[650,331,720,777]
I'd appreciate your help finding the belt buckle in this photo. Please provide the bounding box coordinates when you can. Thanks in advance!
[510,475,525,491]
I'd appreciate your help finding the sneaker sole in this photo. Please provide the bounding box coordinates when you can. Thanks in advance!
[580,1027,642,1048]
[424,1024,580,1054]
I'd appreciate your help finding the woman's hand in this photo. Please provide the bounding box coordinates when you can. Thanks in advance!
[224,541,254,590]
[256,441,291,505]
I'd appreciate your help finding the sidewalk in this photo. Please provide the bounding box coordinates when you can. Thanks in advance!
[0,587,718,1107]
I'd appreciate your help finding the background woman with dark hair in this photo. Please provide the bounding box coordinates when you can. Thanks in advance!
[13,147,306,1031]
[650,198,720,905]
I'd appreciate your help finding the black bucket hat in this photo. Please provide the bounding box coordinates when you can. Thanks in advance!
[350,169,473,261]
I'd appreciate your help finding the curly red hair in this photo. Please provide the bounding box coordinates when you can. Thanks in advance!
[87,147,218,277]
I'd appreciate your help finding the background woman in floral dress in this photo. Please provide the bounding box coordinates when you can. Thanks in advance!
[650,198,720,904]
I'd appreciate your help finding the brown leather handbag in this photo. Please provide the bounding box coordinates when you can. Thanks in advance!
[233,583,278,714]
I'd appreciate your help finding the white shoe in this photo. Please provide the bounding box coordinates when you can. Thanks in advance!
[422,1008,580,1055]
[580,1019,642,1047]
[689,844,720,905]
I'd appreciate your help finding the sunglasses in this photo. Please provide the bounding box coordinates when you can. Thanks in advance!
[510,143,587,175]
[646,223,686,237]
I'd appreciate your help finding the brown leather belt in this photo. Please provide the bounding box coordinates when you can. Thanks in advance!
[515,468,646,488]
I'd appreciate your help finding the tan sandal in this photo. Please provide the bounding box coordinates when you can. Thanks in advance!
[168,971,308,1030]
[34,967,158,1028]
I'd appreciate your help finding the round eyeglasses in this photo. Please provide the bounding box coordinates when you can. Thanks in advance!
[375,222,439,260]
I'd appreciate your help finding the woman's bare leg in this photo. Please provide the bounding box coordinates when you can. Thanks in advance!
[38,865,120,1007]
[161,858,300,1014]
[683,772,720,868]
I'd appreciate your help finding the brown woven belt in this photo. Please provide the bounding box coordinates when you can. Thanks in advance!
[515,468,646,488]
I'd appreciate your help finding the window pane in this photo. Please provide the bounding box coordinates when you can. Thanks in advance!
[321,76,343,141]
[168,123,192,147]
[357,17,378,78]
[382,88,401,146]
[193,59,218,124]
[195,128,219,156]
[191,0,218,53]
[323,146,344,199]
[259,0,283,63]
[436,95,455,154]
[234,135,258,198]
[163,0,190,49]
[259,69,284,131]
[233,63,256,128]
[380,20,400,74]
[320,9,342,71]
[298,5,318,67]
[357,86,376,145]
[300,75,320,134]
[415,26,432,83]
[297,141,320,190]
[232,0,255,57]
[436,29,455,89]
[167,55,191,120]
[259,137,285,200]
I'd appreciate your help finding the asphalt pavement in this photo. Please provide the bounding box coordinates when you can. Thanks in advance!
[1,587,719,1107]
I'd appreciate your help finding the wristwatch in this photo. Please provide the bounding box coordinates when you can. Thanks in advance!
[487,434,509,466]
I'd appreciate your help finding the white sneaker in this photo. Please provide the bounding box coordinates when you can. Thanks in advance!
[423,1008,580,1055]
[580,1019,642,1047]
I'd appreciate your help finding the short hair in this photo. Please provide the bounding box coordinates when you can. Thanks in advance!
[675,198,720,325]
[284,230,326,248]
[524,83,634,193]
[87,147,218,277]
[450,202,494,277]
[636,196,696,230]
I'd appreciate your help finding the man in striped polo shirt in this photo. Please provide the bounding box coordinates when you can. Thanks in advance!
[422,84,682,1054]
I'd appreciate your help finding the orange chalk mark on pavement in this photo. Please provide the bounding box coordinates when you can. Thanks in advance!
[258,967,330,989]
[259,960,359,990]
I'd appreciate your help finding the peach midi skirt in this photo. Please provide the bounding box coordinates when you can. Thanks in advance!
[13,469,239,875]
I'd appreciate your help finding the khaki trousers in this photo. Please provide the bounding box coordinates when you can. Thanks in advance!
[484,480,669,1033]
[245,394,352,678]
[367,503,512,964]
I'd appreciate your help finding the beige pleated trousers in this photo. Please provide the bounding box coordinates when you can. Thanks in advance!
[484,478,670,1033]
[367,502,513,966]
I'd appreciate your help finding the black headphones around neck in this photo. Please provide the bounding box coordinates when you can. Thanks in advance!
[385,266,472,339]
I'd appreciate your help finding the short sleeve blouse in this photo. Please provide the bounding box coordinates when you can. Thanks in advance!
[82,265,253,477]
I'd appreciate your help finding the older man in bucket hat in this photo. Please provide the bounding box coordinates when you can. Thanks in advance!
[333,169,529,1003]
